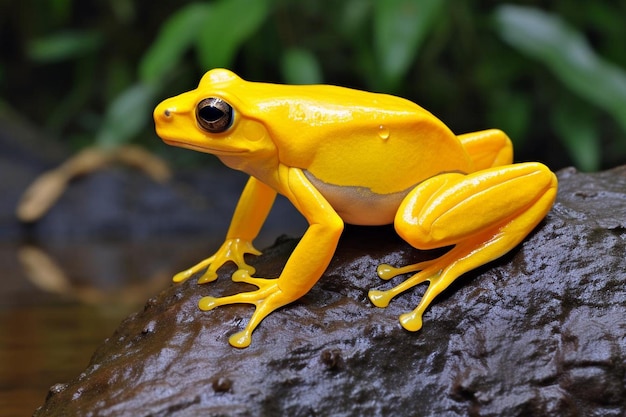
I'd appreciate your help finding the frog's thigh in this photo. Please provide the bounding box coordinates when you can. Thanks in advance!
[384,163,556,331]
[395,162,557,250]
[457,129,513,169]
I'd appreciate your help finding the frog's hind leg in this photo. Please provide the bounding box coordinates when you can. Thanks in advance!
[457,129,513,170]
[368,162,557,332]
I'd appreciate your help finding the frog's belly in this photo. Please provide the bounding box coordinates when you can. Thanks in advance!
[304,171,411,225]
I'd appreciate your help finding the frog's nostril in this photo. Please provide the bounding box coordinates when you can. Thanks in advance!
[159,107,175,122]
[154,102,175,123]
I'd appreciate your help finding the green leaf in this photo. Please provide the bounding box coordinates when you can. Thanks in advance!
[49,0,72,22]
[340,0,372,39]
[281,48,323,85]
[96,83,156,148]
[494,5,626,135]
[139,3,212,84]
[196,0,270,70]
[27,31,102,63]
[487,91,531,146]
[374,0,444,90]
[551,99,600,172]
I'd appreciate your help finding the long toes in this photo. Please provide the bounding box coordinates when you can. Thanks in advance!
[376,259,436,280]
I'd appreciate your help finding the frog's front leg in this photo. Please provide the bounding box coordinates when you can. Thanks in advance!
[199,168,344,348]
[173,176,276,284]
[369,162,557,331]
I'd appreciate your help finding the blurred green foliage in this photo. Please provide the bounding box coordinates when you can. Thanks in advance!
[2,0,626,171]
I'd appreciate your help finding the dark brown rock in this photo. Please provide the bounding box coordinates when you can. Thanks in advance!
[34,167,626,417]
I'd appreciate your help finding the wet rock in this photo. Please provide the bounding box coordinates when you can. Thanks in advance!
[34,167,626,417]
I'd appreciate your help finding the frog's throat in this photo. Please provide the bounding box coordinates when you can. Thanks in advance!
[303,170,413,226]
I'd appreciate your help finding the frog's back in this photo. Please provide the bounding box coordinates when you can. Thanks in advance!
[256,84,474,195]
[208,71,473,195]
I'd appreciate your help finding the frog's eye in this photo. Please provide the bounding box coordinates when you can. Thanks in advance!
[196,97,233,133]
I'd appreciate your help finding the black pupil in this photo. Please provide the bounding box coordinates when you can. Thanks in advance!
[196,98,232,132]
[200,105,224,122]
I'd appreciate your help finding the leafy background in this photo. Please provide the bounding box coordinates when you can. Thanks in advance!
[2,0,626,172]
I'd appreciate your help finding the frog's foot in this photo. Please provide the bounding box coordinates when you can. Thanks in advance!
[198,270,292,348]
[172,238,260,284]
[369,246,468,331]
[369,257,440,311]
[368,264,432,308]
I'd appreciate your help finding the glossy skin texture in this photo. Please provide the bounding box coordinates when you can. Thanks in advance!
[154,69,558,348]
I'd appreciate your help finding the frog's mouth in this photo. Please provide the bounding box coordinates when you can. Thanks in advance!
[161,138,248,155]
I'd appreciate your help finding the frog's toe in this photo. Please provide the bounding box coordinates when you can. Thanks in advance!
[197,269,219,284]
[229,330,252,348]
[172,255,217,283]
[198,296,219,311]
[173,269,194,283]
[370,288,426,331]
[376,264,397,280]
[231,269,268,287]
[368,289,393,308]
[198,274,279,312]
[376,259,437,280]
[399,310,423,332]
[173,265,215,283]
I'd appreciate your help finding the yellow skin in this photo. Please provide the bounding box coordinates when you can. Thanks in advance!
[154,69,558,348]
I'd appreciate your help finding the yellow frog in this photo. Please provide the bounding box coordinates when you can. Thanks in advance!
[154,69,558,348]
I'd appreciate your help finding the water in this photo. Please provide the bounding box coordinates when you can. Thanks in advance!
[0,238,224,416]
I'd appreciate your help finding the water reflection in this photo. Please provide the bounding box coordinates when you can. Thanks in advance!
[0,238,221,416]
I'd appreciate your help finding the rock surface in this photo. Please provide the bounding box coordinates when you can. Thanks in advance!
[34,167,626,417]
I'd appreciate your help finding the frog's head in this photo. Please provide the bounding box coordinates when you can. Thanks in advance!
[154,68,276,162]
